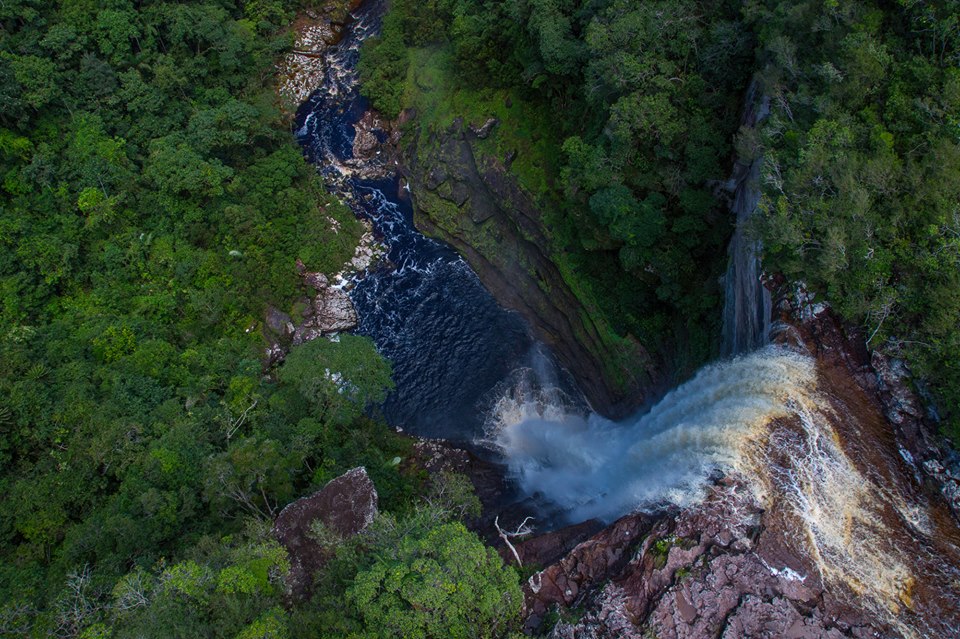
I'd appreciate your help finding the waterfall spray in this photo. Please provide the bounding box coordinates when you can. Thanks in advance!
[489,344,960,637]
[490,346,816,522]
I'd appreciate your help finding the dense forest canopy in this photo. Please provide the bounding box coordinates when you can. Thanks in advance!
[361,0,757,370]
[360,0,960,440]
[2,0,960,636]
[748,0,960,434]
[0,1,521,636]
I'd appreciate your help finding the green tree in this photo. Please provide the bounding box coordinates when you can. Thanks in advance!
[346,521,522,639]
[278,335,394,426]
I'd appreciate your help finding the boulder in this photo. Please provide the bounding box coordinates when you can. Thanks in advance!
[304,271,329,291]
[470,117,499,139]
[273,467,379,599]
[265,306,295,340]
[353,110,388,160]
[313,286,358,333]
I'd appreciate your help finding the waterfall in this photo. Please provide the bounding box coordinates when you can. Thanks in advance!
[480,80,960,639]
[490,346,815,523]
[490,344,960,636]
[721,85,772,356]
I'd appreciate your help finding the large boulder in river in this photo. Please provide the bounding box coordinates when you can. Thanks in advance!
[273,467,378,599]
[353,109,391,160]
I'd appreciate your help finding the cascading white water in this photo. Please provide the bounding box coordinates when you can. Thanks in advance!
[721,157,772,356]
[721,86,772,357]
[490,344,960,636]
[491,346,816,523]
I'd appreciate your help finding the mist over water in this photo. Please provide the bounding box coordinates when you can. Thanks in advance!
[490,344,960,636]
[490,346,816,523]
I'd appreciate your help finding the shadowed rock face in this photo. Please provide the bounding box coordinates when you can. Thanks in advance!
[401,118,658,419]
[273,467,378,600]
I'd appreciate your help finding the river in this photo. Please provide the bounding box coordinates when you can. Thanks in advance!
[293,5,960,635]
[293,2,581,447]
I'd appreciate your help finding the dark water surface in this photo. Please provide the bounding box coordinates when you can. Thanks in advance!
[293,3,535,444]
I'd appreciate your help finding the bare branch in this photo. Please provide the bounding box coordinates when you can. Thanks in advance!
[494,515,535,567]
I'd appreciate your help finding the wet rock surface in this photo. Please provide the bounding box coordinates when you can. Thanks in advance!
[518,293,960,638]
[773,281,960,520]
[534,479,888,638]
[273,467,378,599]
[352,109,399,160]
[276,0,364,115]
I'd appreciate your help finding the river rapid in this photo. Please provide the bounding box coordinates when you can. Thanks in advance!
[294,2,580,446]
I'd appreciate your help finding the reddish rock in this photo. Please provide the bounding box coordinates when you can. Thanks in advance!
[524,289,960,638]
[506,519,604,569]
[273,467,378,599]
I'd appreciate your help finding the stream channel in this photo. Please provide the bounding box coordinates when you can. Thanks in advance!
[294,2,581,451]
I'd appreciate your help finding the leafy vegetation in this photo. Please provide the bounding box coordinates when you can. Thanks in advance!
[744,0,960,440]
[360,0,755,375]
[361,0,960,441]
[5,0,960,635]
[0,0,527,636]
[289,473,522,639]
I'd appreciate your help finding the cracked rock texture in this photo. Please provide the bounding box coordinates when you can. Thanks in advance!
[273,467,378,600]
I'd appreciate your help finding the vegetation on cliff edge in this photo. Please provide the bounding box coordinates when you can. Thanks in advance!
[360,0,755,380]
[360,0,960,442]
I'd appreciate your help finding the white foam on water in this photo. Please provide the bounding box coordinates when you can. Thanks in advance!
[491,346,815,521]
[489,345,960,636]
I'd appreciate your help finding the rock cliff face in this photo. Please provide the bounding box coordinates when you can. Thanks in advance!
[513,285,960,638]
[400,117,658,418]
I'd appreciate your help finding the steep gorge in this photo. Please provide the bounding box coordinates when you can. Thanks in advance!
[285,2,960,636]
[400,118,658,418]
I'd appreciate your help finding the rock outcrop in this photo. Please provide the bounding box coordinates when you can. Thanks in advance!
[401,116,658,418]
[352,109,400,161]
[276,0,364,115]
[514,290,960,638]
[273,467,378,599]
[263,258,362,367]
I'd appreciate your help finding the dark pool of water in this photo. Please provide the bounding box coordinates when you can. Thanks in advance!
[293,3,536,445]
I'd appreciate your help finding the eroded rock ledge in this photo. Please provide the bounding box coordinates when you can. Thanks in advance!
[511,285,960,638]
